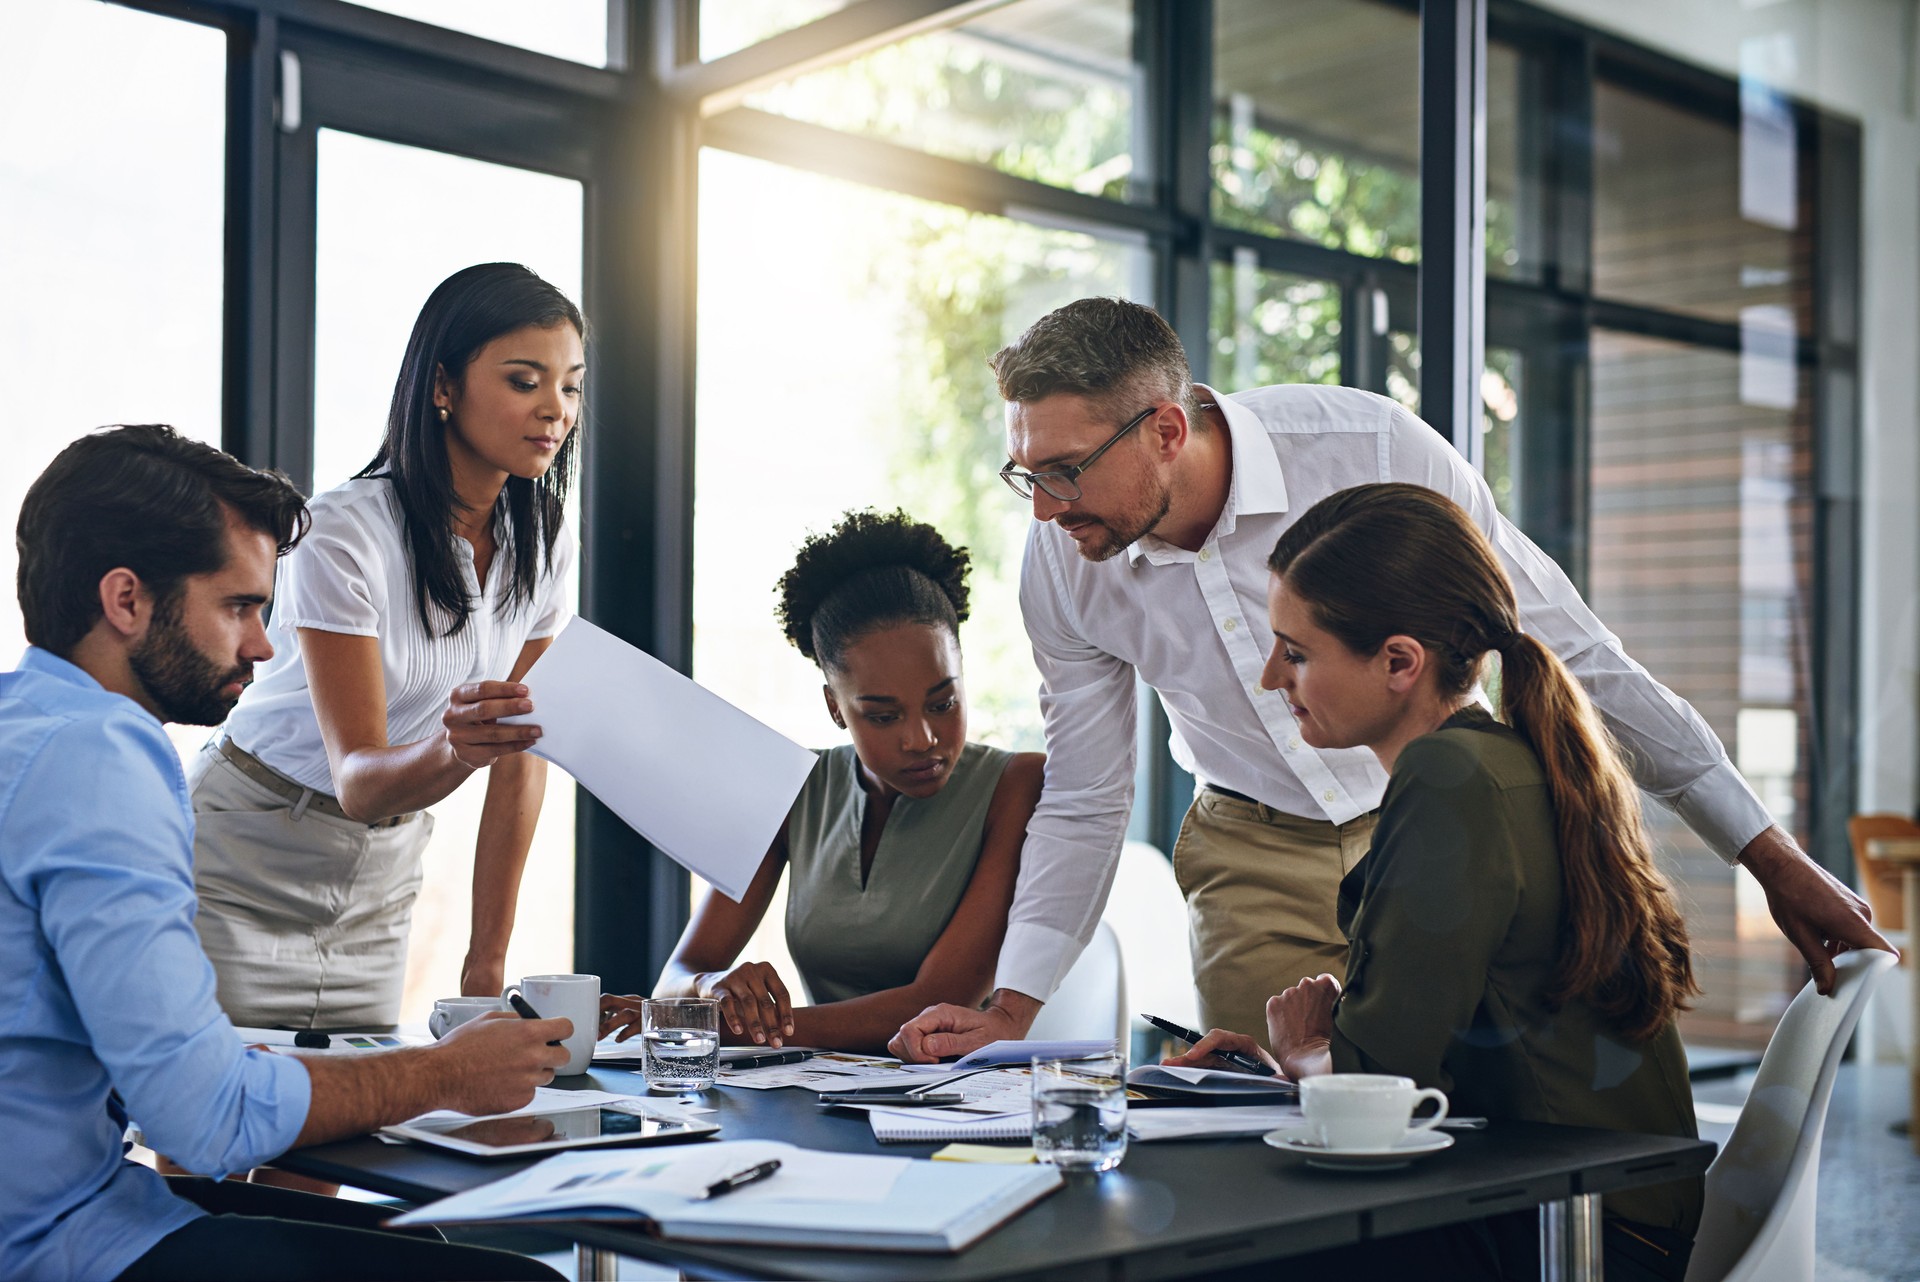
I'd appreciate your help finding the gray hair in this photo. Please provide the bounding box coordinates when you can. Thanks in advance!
[989,297,1207,430]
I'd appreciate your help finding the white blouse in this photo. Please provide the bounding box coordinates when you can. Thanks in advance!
[224,475,575,794]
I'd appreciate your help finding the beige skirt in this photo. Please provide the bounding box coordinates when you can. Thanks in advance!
[187,740,433,1028]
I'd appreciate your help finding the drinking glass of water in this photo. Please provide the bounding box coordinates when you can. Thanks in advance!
[640,997,720,1092]
[1030,1052,1128,1172]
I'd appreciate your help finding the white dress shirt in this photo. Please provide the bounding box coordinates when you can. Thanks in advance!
[224,475,574,793]
[999,383,1774,1001]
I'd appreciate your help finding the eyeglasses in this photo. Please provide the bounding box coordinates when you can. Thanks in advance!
[999,404,1158,503]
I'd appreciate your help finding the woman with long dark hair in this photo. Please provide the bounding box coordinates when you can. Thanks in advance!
[1172,482,1701,1282]
[602,510,1044,1053]
[188,262,583,1028]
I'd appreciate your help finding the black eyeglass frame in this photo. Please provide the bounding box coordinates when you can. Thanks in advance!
[998,404,1159,502]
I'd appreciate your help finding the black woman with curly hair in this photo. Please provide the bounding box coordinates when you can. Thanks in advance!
[602,510,1044,1054]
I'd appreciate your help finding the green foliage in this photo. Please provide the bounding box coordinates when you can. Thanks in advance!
[750,23,1136,200]
[1209,262,1342,391]
[1212,120,1421,263]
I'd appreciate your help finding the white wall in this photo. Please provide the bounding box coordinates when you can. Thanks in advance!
[1537,0,1920,815]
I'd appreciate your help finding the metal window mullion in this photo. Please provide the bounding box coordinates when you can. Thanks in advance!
[1417,0,1488,463]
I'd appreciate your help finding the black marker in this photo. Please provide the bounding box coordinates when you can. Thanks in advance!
[697,1159,781,1199]
[1141,1013,1278,1077]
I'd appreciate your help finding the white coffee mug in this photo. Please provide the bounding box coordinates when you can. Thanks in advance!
[428,996,505,1039]
[1298,1073,1449,1150]
[504,973,601,1075]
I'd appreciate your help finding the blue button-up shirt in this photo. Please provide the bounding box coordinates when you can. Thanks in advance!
[1,648,311,1281]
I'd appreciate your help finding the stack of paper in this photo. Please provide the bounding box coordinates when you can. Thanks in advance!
[1126,1064,1299,1102]
[1125,1106,1307,1143]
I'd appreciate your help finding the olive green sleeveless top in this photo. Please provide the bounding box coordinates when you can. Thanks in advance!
[783,742,1013,1005]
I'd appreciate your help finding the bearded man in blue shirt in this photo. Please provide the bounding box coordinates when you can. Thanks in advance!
[1,425,569,1281]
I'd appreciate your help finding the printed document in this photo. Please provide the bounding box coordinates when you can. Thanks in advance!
[503,617,817,900]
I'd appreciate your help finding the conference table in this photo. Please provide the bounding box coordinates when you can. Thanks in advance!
[272,1065,1714,1282]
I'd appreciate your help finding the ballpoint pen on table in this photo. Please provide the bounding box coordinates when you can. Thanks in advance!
[724,1050,817,1071]
[696,1159,782,1199]
[1140,1013,1279,1077]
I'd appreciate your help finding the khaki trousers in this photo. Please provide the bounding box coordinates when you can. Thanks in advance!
[1171,789,1376,1042]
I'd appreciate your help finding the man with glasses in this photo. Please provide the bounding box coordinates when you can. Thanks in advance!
[889,296,1889,1061]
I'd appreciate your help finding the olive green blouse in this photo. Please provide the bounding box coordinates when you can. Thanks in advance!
[782,742,1013,1006]
[1330,706,1703,1236]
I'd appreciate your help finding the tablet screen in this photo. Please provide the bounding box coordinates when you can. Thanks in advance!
[398,1105,705,1152]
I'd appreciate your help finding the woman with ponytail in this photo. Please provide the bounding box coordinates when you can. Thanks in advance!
[1170,482,1701,1282]
[603,510,1044,1054]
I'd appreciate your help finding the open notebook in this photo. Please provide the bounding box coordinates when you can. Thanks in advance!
[387,1140,1061,1253]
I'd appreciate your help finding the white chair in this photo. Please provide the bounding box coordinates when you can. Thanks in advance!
[1684,949,1897,1282]
[1103,839,1200,1029]
[1026,920,1128,1047]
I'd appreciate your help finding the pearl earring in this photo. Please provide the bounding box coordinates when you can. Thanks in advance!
[436,406,450,423]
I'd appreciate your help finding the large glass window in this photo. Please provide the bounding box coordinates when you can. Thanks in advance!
[743,0,1141,202]
[1588,329,1811,1041]
[694,145,1149,978]
[0,0,224,767]
[1593,79,1812,333]
[311,128,586,1021]
[1207,257,1342,391]
[1212,0,1420,261]
[341,1,610,66]
[699,0,852,62]
[1484,39,1531,281]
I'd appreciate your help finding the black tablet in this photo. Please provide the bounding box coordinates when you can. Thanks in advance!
[381,1102,719,1158]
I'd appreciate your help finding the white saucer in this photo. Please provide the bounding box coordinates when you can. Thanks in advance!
[1263,1128,1455,1170]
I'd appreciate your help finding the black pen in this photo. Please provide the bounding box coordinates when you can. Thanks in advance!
[724,1050,816,1071]
[1141,1013,1278,1077]
[696,1159,781,1200]
[506,990,564,1047]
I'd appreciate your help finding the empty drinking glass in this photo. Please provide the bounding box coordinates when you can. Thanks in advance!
[640,997,720,1092]
[1031,1052,1128,1172]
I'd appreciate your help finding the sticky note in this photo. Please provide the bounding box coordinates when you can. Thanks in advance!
[931,1143,1036,1164]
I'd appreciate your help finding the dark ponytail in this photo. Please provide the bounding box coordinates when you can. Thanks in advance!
[1269,482,1697,1042]
[776,509,970,672]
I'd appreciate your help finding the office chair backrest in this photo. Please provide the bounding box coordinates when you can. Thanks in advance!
[1684,948,1895,1282]
[1028,920,1128,1047]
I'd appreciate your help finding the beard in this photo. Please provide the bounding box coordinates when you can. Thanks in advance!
[128,596,252,726]
[1066,473,1174,562]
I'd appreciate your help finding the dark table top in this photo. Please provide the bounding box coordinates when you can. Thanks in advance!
[276,1066,1714,1282]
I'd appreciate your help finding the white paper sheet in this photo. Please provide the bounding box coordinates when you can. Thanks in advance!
[502,617,817,900]
[723,1053,926,1092]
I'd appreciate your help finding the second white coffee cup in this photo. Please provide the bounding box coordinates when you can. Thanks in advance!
[1298,1073,1448,1149]
[504,973,601,1075]
[428,995,505,1038]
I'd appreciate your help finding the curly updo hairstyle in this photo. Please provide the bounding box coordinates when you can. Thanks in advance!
[776,509,971,673]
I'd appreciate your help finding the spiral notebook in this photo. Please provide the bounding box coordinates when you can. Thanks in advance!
[869,1111,1032,1143]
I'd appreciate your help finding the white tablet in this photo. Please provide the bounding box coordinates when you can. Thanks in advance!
[381,1102,720,1159]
